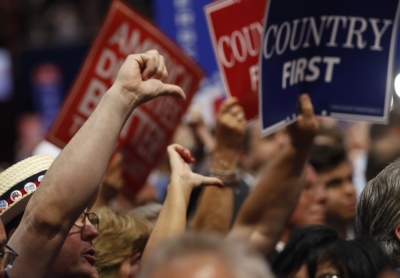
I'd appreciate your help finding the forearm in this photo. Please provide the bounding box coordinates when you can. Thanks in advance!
[8,88,138,278]
[229,144,310,255]
[27,89,136,228]
[191,148,237,234]
[141,182,192,264]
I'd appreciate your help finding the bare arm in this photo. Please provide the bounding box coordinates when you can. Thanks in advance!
[191,98,246,235]
[8,51,185,278]
[141,144,222,264]
[227,94,318,257]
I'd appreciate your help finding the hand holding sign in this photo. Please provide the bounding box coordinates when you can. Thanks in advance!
[111,50,186,108]
[287,94,318,149]
[215,98,247,151]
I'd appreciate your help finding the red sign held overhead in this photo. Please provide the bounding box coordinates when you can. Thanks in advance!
[205,0,267,121]
[46,0,204,197]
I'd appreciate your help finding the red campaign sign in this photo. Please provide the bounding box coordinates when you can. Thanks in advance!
[205,0,267,121]
[46,0,204,196]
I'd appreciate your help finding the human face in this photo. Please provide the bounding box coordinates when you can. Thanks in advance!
[48,214,99,278]
[315,261,345,278]
[290,166,327,227]
[292,264,309,278]
[119,252,142,278]
[317,162,356,223]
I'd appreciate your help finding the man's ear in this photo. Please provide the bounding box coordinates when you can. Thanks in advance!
[394,224,400,242]
[8,228,16,240]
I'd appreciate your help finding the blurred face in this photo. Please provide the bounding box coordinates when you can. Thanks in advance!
[317,162,356,223]
[147,253,235,278]
[243,122,288,173]
[292,264,308,278]
[119,252,142,278]
[315,261,344,278]
[48,216,99,278]
[290,166,327,227]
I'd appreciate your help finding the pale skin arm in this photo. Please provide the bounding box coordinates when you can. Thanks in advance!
[8,50,185,278]
[227,94,318,257]
[191,98,246,235]
[140,144,222,265]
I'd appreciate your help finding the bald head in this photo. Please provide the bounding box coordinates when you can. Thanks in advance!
[137,233,274,278]
[148,252,235,278]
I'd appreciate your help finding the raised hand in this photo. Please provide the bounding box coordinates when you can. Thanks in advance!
[286,94,318,149]
[111,50,185,106]
[215,98,246,150]
[167,144,223,189]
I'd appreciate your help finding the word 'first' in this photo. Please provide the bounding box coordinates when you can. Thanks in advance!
[282,56,340,89]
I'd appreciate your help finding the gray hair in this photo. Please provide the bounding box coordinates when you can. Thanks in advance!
[137,233,274,278]
[356,158,400,265]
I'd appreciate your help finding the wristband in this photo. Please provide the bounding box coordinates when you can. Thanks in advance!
[213,159,230,168]
[209,168,239,187]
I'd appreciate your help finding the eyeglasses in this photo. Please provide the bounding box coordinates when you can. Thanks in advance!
[74,212,99,231]
[0,245,18,271]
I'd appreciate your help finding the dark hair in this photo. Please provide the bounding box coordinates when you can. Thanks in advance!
[310,144,347,173]
[273,226,392,278]
[308,237,393,278]
[316,126,345,148]
[272,226,339,277]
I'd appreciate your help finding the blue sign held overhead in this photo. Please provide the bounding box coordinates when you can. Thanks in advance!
[153,0,218,77]
[259,0,400,136]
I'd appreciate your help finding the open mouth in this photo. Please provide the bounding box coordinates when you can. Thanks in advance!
[83,249,96,265]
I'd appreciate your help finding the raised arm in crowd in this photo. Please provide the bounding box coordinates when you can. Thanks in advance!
[7,50,185,278]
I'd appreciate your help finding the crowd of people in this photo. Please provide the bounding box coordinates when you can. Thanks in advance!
[0,50,400,278]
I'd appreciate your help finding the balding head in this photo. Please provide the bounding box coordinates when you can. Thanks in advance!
[137,233,274,278]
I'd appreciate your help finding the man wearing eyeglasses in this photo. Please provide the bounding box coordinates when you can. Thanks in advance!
[4,50,185,278]
[0,219,17,278]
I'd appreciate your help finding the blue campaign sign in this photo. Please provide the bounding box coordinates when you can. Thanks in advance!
[153,0,218,77]
[259,0,400,136]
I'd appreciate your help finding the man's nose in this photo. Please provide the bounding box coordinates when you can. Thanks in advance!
[81,219,99,241]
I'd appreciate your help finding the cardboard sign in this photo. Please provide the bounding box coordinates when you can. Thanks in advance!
[205,0,268,121]
[259,0,400,136]
[154,0,226,128]
[46,0,204,196]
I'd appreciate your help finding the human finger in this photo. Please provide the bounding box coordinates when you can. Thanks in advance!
[175,145,195,163]
[146,79,186,101]
[299,94,314,119]
[192,174,223,187]
[160,56,168,82]
[140,51,160,80]
[228,105,242,115]
[218,98,238,115]
[150,55,165,80]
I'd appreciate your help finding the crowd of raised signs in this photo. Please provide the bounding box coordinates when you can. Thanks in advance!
[1,50,400,278]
